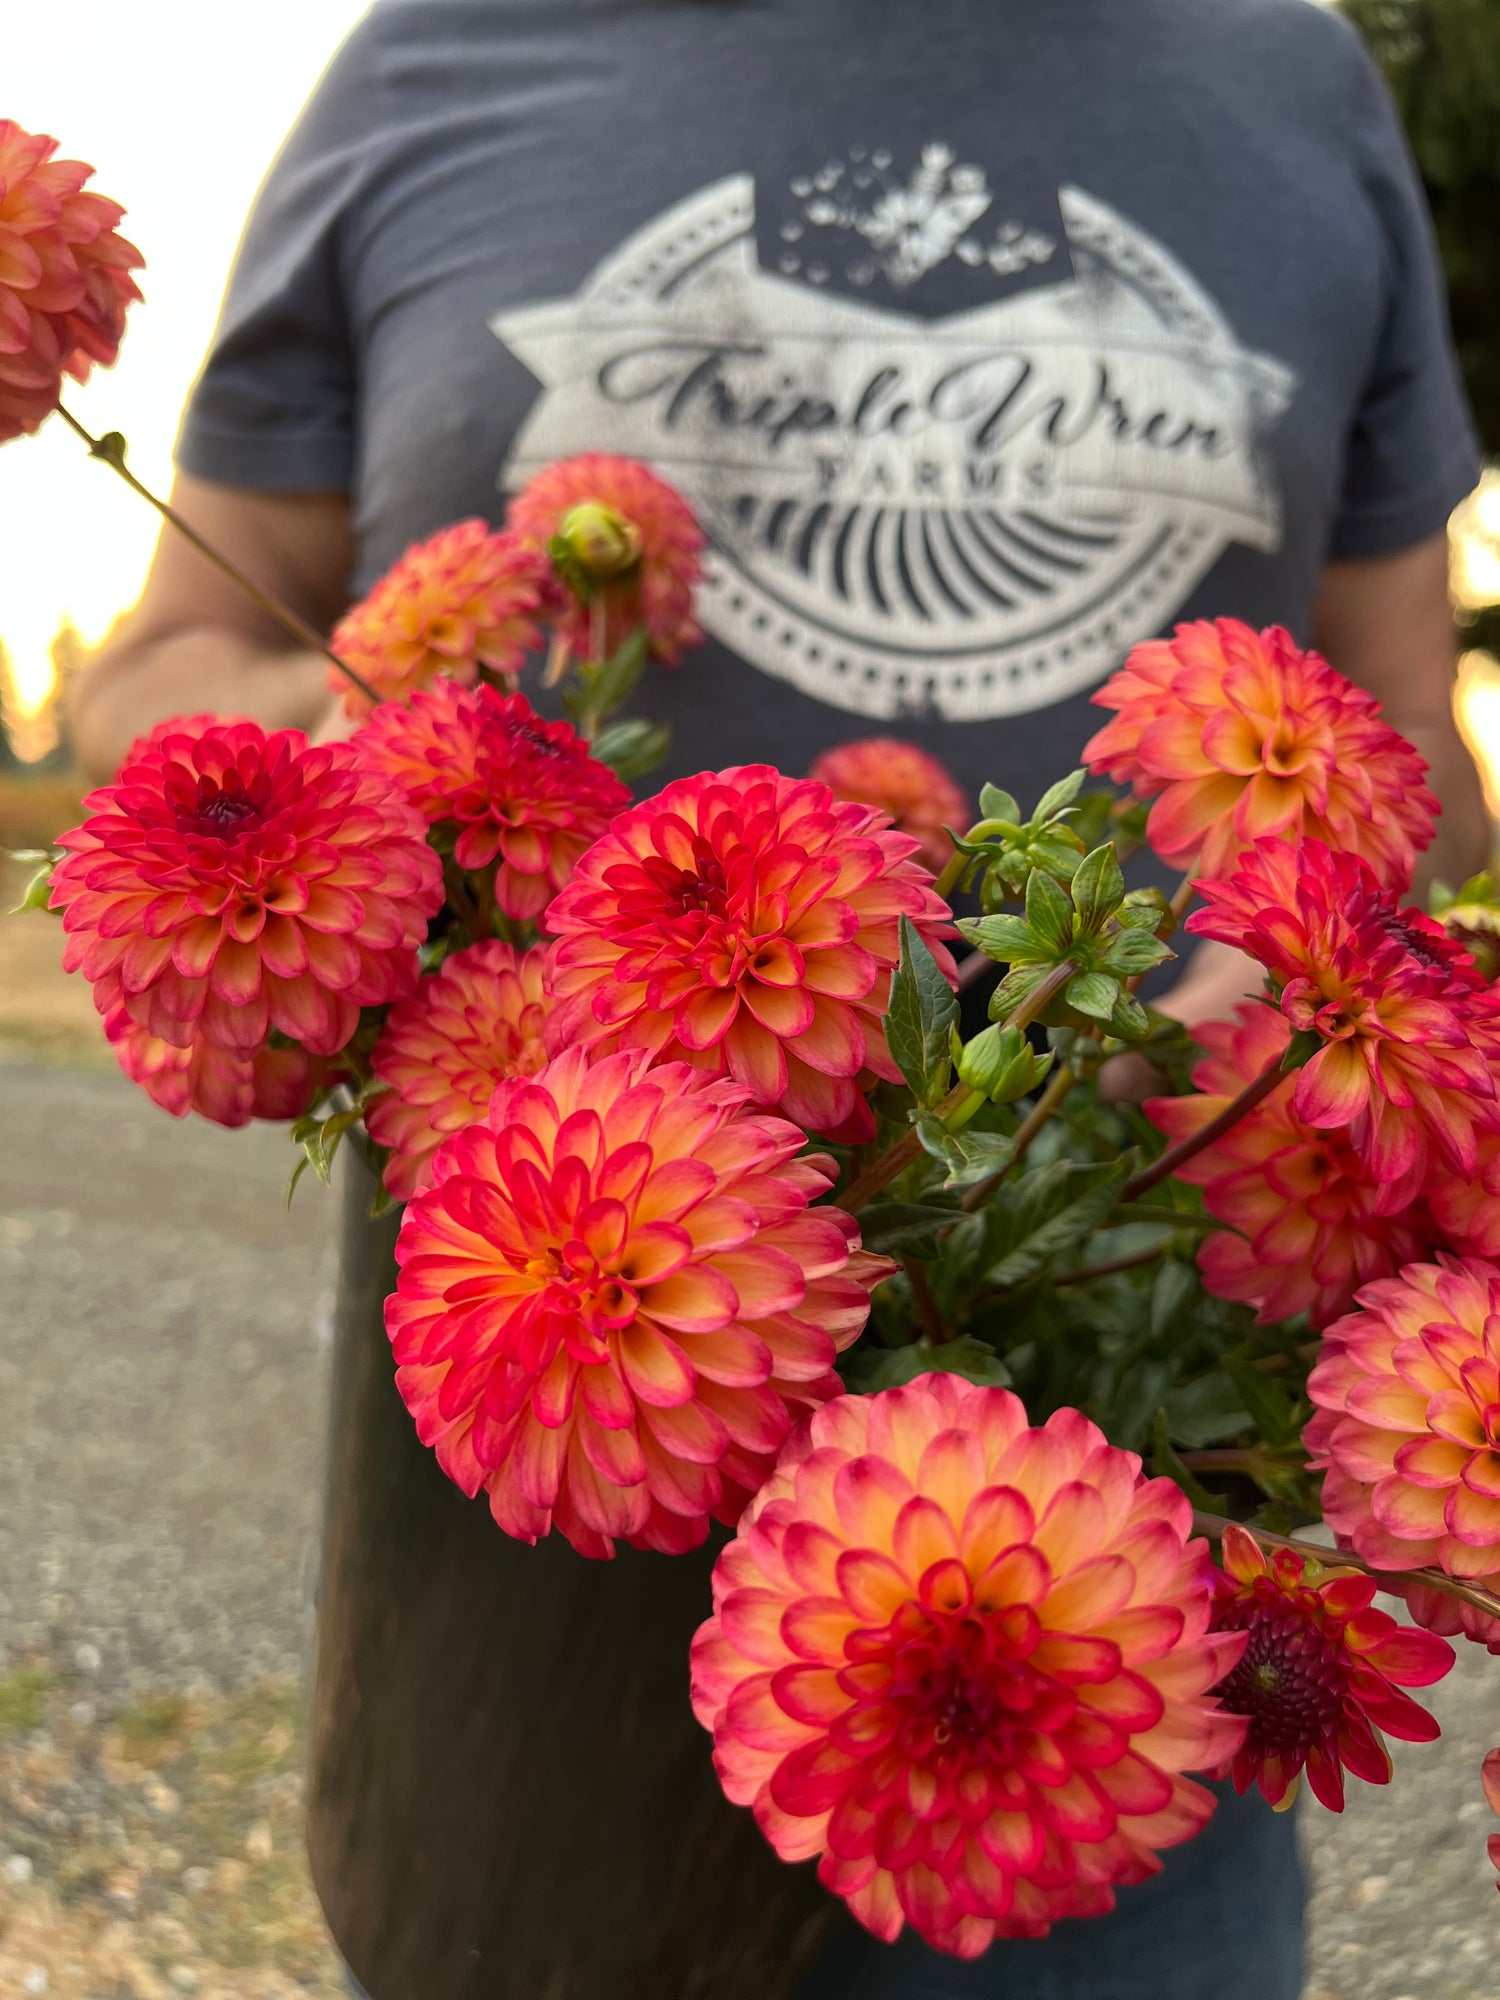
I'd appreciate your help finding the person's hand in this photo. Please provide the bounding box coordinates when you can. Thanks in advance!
[1100,941,1264,1104]
[310,694,363,745]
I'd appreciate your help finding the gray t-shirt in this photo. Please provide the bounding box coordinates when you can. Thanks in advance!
[178,0,1478,810]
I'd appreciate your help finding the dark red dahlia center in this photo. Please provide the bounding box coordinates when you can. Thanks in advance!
[873,1603,1070,1768]
[180,776,267,840]
[1213,1597,1347,1756]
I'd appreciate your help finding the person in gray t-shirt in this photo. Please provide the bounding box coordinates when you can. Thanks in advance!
[71,3,1490,1996]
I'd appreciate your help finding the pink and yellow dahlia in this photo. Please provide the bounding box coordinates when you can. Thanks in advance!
[1423,1128,1500,1263]
[1208,1524,1451,1812]
[1083,620,1435,888]
[0,119,143,443]
[545,765,956,1143]
[105,1003,337,1128]
[1307,1258,1500,1596]
[329,520,545,712]
[508,452,705,664]
[1146,1007,1430,1329]
[368,940,554,1201]
[807,738,968,876]
[355,681,628,921]
[1189,839,1500,1206]
[386,1046,891,1558]
[50,716,442,1060]
[691,1376,1246,1956]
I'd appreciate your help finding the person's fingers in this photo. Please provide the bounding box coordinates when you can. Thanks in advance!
[1098,1049,1169,1106]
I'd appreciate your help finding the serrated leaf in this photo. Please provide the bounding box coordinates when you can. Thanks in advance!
[886,916,960,1106]
[856,1201,960,1258]
[1024,869,1075,957]
[913,1114,1016,1189]
[1032,769,1087,824]
[1103,929,1174,976]
[1065,970,1120,1021]
[988,963,1053,1021]
[980,1158,1133,1289]
[1070,844,1125,936]
[1108,992,1151,1040]
[959,914,1035,961]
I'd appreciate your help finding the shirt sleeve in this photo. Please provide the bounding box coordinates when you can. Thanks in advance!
[1327,28,1481,562]
[174,19,380,492]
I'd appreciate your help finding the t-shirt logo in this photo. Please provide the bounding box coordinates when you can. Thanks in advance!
[495,148,1296,721]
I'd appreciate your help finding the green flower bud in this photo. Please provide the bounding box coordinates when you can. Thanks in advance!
[951,1022,1054,1104]
[554,501,642,583]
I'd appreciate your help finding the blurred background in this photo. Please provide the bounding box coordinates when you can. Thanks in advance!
[3,1,1500,1995]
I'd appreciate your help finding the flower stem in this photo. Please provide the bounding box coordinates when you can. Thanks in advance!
[1191,1510,1500,1624]
[843,960,1076,1212]
[441,858,484,939]
[57,403,381,708]
[1120,1054,1285,1203]
[1169,869,1198,923]
[1049,1240,1173,1286]
[933,847,968,904]
[959,1060,1076,1214]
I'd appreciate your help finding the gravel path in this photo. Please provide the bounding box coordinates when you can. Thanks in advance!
[1,1054,1496,1995]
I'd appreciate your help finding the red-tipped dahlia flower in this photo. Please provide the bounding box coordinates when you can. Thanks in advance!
[1083,620,1435,888]
[508,452,705,664]
[807,738,969,876]
[105,1002,337,1128]
[691,1376,1247,1956]
[1423,1128,1500,1262]
[329,520,545,712]
[386,1046,892,1559]
[545,766,957,1143]
[1146,1007,1431,1330]
[354,680,628,921]
[1307,1258,1500,1598]
[50,716,442,1060]
[368,939,554,1201]
[1189,838,1500,1206]
[1208,1523,1452,1813]
[0,119,143,443]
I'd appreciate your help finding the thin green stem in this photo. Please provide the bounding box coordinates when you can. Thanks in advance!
[57,403,380,707]
[1049,1240,1172,1287]
[1192,1510,1500,1624]
[843,960,1076,1212]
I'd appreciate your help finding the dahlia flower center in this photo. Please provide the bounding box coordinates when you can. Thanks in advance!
[1213,1599,1346,1755]
[179,776,268,840]
[872,1601,1073,1770]
[524,1238,638,1335]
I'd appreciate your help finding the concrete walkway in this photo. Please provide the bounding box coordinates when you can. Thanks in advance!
[1,1058,1496,1995]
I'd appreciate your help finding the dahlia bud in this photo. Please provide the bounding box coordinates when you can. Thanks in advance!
[951,1021,1052,1103]
[1430,873,1500,982]
[553,501,642,584]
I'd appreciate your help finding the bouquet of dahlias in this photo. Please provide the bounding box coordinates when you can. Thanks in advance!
[11,114,1500,1962]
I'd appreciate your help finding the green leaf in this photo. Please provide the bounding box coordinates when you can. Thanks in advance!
[958,913,1035,961]
[977,783,1020,824]
[1064,970,1120,1021]
[1222,1356,1299,1449]
[856,1335,1012,1391]
[575,626,648,710]
[1151,1411,1218,1511]
[855,1201,960,1258]
[912,1114,1016,1189]
[1161,1372,1254,1450]
[886,917,961,1107]
[1281,1028,1323,1072]
[1149,1258,1199,1341]
[988,963,1054,1022]
[1102,928,1174,977]
[1024,869,1075,957]
[979,1158,1133,1289]
[589,716,672,781]
[1070,843,1125,936]
[285,1154,315,1208]
[1107,991,1152,1040]
[1032,769,1087,824]
[9,861,57,916]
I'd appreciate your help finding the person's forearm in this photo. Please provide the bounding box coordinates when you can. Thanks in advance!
[70,629,330,782]
[1395,714,1493,893]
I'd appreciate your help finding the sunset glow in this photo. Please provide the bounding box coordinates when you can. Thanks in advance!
[3,1,363,733]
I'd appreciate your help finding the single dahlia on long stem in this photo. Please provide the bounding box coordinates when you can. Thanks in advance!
[1189,837,1500,1207]
[1208,1523,1452,1812]
[692,1376,1248,1957]
[49,715,443,1063]
[544,765,956,1143]
[0,118,143,443]
[1083,619,1435,889]
[385,1045,893,1558]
